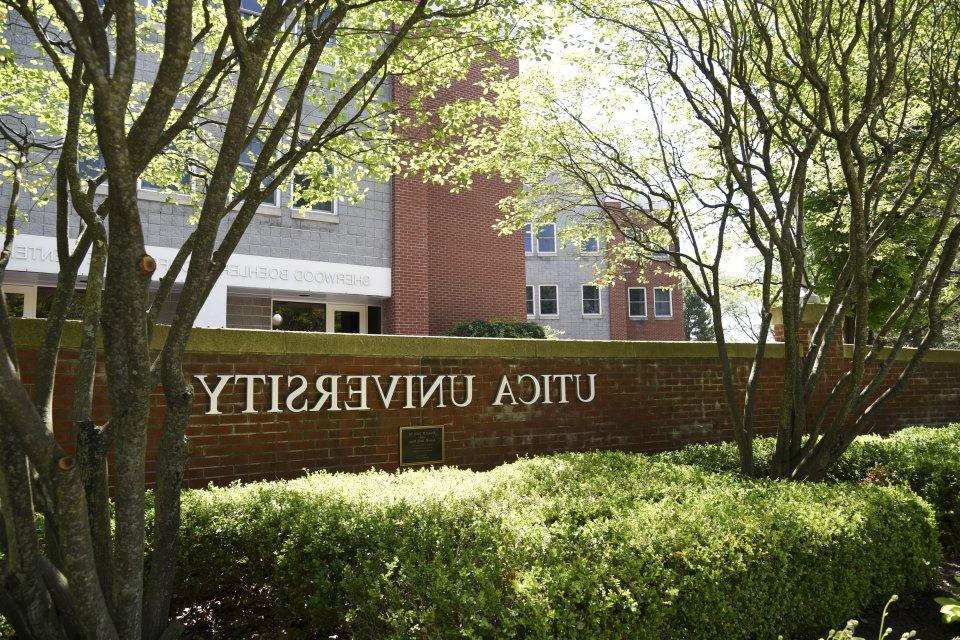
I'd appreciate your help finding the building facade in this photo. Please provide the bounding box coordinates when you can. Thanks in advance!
[0,11,525,338]
[523,210,685,341]
[1,10,681,341]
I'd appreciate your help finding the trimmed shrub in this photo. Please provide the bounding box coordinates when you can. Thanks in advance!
[655,424,960,546]
[445,319,547,339]
[176,452,940,639]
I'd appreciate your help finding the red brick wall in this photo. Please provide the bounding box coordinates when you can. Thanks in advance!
[385,171,430,335]
[609,261,685,341]
[389,58,525,336]
[16,325,959,489]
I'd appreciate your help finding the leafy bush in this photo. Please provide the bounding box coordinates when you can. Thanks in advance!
[176,452,940,639]
[445,319,547,339]
[655,424,960,547]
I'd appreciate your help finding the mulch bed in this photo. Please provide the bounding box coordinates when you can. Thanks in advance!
[823,556,959,640]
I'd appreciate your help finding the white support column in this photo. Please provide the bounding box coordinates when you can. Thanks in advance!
[195,282,228,328]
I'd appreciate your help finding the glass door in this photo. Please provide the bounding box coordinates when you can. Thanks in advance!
[328,304,367,334]
[271,300,369,334]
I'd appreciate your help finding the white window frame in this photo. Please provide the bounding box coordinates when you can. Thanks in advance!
[654,287,673,319]
[537,284,559,318]
[2,284,38,319]
[535,223,557,256]
[525,285,535,318]
[628,287,647,319]
[581,284,601,316]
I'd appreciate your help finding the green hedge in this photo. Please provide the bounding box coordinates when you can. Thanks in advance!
[445,319,547,339]
[655,424,960,546]
[176,452,940,639]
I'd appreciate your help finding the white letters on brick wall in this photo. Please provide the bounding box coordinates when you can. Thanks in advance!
[195,373,597,415]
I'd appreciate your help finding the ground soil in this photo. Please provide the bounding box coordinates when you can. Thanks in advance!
[813,557,959,640]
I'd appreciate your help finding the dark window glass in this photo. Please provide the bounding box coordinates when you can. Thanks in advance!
[523,224,533,253]
[536,224,556,254]
[239,0,263,17]
[80,153,105,181]
[538,285,558,316]
[3,292,24,318]
[582,285,600,315]
[240,139,278,206]
[293,169,334,213]
[141,148,190,193]
[272,300,326,332]
[367,306,382,334]
[36,287,85,320]
[525,286,534,315]
[629,288,646,317]
[582,237,599,253]
[141,172,190,193]
[654,288,672,317]
[306,4,335,36]
[334,309,361,333]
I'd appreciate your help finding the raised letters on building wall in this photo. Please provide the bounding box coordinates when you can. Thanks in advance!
[194,373,597,415]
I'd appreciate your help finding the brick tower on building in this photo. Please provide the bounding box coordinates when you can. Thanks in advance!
[387,57,526,336]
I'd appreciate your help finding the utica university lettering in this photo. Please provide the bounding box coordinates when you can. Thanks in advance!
[195,373,597,415]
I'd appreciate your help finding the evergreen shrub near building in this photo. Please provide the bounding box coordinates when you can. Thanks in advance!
[656,424,960,548]
[445,319,547,339]
[175,452,940,639]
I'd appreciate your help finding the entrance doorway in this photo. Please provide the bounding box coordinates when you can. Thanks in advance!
[331,306,363,333]
[271,299,376,334]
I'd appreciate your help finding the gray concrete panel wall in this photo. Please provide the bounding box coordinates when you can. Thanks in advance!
[3,16,393,272]
[524,211,610,341]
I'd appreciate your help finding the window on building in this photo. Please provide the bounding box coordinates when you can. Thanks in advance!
[536,224,556,254]
[628,287,646,318]
[582,237,599,254]
[654,287,673,318]
[652,251,671,262]
[523,224,533,254]
[272,300,327,332]
[79,113,105,182]
[239,0,263,18]
[239,138,279,207]
[2,285,37,318]
[333,308,361,333]
[3,291,24,317]
[36,287,85,320]
[582,285,601,315]
[140,149,191,193]
[367,306,382,334]
[79,152,105,181]
[140,174,190,193]
[292,166,335,214]
[525,285,534,316]
[303,4,337,40]
[538,284,558,316]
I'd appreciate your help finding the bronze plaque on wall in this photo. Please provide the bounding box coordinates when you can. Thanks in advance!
[399,425,444,466]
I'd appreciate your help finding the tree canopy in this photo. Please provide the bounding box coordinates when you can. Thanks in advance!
[0,0,541,637]
[449,0,960,479]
